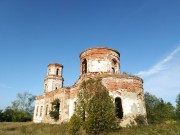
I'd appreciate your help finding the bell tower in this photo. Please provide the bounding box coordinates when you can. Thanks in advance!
[44,63,63,93]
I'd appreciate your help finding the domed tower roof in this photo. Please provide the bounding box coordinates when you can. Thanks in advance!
[80,47,120,75]
[80,47,120,57]
[48,63,63,68]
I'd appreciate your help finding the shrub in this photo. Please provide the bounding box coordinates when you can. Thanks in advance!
[135,115,147,126]
[67,114,82,135]
[85,89,117,134]
[76,78,117,134]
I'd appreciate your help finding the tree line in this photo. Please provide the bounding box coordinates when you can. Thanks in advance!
[145,92,180,124]
[0,92,35,122]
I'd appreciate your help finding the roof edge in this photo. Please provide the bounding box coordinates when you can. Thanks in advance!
[48,63,63,67]
[79,47,120,57]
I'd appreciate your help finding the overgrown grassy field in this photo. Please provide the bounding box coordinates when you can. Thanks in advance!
[0,121,179,135]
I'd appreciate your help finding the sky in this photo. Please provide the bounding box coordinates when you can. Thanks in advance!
[0,0,180,110]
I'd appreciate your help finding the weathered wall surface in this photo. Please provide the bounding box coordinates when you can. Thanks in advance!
[33,96,45,123]
[44,76,63,92]
[42,88,70,124]
[101,75,146,126]
[80,48,120,75]
[33,88,70,124]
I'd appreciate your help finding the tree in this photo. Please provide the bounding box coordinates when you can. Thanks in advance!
[145,92,176,124]
[163,102,176,120]
[67,114,82,135]
[85,82,116,134]
[2,107,14,122]
[1,92,35,122]
[176,93,180,120]
[71,78,116,134]
[144,92,161,108]
[0,109,4,122]
[76,78,95,121]
[49,98,60,120]
[11,92,35,114]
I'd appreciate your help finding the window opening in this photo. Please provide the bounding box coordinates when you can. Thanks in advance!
[82,59,87,74]
[48,68,51,75]
[112,67,115,73]
[115,97,123,119]
[112,59,117,65]
[56,68,59,75]
[36,106,39,117]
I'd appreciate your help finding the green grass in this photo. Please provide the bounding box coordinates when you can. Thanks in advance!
[0,122,67,135]
[109,121,180,135]
[0,121,179,135]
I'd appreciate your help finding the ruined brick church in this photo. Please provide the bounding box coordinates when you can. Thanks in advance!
[33,47,147,127]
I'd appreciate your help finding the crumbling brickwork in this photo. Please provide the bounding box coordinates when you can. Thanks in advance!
[33,47,147,127]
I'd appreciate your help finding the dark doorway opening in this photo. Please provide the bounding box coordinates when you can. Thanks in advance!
[115,97,123,119]
[82,59,87,74]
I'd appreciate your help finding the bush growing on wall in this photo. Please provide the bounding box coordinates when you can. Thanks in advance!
[49,99,60,120]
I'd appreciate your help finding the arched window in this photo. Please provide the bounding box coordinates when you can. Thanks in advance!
[112,58,117,65]
[115,97,123,119]
[56,68,59,75]
[112,67,115,73]
[40,106,43,117]
[82,59,87,74]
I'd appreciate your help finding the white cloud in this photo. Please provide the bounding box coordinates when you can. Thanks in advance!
[144,62,180,105]
[136,46,180,78]
[135,46,180,106]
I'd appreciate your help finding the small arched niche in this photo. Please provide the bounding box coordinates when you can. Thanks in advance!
[82,59,87,74]
[115,97,123,119]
